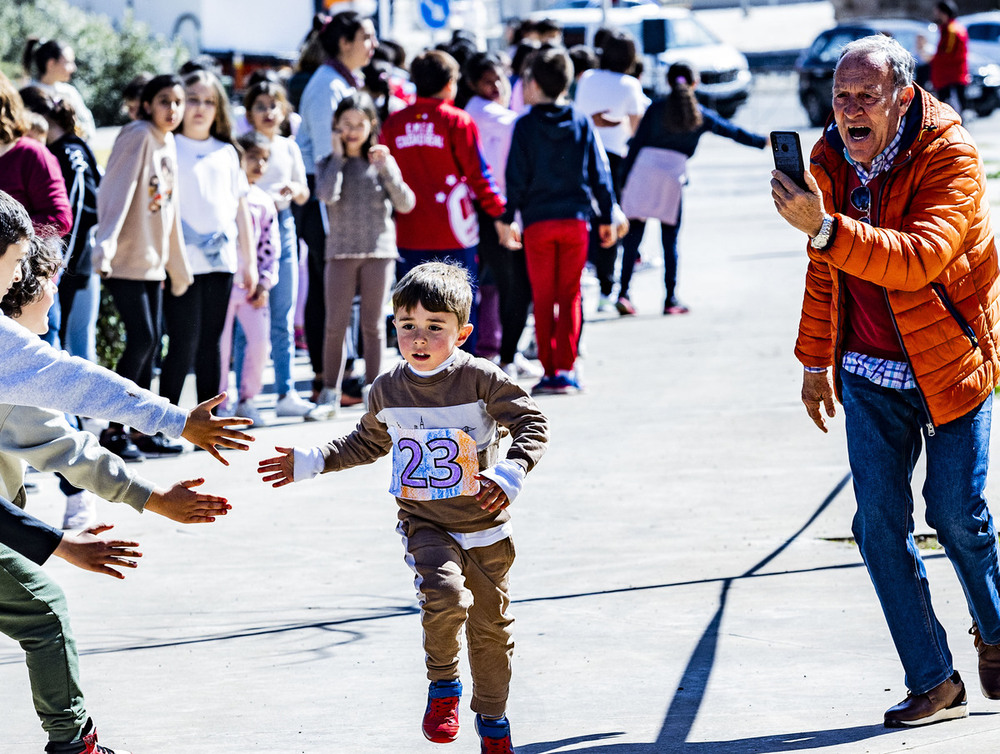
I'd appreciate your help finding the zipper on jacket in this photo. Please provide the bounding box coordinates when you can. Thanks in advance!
[882,287,936,436]
[931,282,979,349]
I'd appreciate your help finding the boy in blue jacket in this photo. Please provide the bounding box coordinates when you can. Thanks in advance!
[497,48,619,396]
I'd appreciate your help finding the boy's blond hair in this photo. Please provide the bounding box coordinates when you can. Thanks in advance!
[392,262,473,326]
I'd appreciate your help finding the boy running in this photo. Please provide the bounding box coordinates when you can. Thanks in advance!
[258,262,548,753]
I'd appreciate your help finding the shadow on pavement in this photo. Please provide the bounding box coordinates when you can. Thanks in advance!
[521,471,895,753]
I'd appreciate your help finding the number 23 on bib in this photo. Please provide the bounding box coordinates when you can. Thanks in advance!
[388,427,481,501]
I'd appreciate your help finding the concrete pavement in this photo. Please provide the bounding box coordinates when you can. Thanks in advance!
[10,80,1000,754]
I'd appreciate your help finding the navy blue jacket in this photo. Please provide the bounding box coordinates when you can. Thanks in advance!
[620,103,766,184]
[502,103,616,228]
[0,493,62,564]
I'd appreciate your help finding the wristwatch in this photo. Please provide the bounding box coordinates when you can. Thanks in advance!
[810,214,835,250]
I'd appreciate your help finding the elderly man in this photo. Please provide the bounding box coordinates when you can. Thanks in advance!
[772,35,1000,728]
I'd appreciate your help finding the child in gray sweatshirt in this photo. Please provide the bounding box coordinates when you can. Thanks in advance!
[1,236,233,754]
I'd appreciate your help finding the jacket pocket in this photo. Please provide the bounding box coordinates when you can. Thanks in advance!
[932,282,979,350]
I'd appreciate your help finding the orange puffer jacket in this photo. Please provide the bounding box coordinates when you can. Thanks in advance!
[795,87,1000,428]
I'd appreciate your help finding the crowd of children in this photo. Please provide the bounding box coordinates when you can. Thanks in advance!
[0,10,767,753]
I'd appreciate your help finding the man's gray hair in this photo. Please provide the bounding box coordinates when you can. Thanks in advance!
[836,34,916,91]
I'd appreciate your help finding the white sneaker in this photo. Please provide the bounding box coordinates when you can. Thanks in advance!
[305,388,340,421]
[513,352,544,378]
[597,294,615,313]
[62,491,97,530]
[275,391,315,418]
[235,399,266,428]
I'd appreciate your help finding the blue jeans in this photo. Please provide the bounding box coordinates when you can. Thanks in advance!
[841,368,1000,694]
[234,207,298,396]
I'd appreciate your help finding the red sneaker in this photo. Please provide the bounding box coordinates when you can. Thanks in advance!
[476,714,515,753]
[422,679,462,743]
[45,719,131,754]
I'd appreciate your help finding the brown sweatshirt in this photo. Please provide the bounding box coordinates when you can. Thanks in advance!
[318,350,549,533]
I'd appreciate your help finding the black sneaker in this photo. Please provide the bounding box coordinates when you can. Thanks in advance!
[132,431,184,456]
[99,428,143,463]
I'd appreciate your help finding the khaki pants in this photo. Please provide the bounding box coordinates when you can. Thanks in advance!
[398,516,515,718]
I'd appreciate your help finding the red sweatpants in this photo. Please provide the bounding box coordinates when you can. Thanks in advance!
[523,218,589,375]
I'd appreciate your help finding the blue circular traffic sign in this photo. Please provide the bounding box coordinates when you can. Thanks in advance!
[419,0,449,29]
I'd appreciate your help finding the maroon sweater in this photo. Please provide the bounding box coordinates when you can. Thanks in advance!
[0,137,72,235]
[841,171,906,360]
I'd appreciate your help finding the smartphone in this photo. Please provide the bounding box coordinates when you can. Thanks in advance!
[770,131,806,190]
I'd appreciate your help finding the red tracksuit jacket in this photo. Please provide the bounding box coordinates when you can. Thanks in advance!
[381,97,505,251]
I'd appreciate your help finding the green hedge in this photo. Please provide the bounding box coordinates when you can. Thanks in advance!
[0,0,183,127]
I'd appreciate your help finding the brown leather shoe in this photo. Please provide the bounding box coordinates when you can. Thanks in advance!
[971,623,1000,699]
[884,672,968,728]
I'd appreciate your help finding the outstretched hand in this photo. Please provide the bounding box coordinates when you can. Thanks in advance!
[181,393,255,466]
[53,524,142,579]
[145,478,231,523]
[257,446,295,488]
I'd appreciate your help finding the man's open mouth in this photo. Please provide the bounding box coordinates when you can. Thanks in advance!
[848,126,872,140]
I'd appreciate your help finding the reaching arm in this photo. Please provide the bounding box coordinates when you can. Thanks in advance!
[52,524,141,580]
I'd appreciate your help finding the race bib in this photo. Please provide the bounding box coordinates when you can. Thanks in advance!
[389,427,480,501]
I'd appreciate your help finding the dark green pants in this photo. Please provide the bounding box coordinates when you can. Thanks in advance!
[0,545,87,742]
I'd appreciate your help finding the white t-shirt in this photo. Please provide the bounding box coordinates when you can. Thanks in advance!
[573,69,649,157]
[255,134,307,212]
[465,96,517,194]
[175,134,247,275]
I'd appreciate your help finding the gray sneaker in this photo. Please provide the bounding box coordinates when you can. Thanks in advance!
[62,491,97,530]
[305,388,340,421]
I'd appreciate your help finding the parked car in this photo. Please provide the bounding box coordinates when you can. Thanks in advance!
[534,4,752,116]
[795,19,1000,126]
[960,11,1000,62]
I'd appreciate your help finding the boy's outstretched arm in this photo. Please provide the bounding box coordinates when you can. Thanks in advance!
[144,478,231,523]
[52,524,142,580]
[257,446,295,488]
[181,393,255,465]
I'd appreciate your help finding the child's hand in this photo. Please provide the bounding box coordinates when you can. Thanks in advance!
[331,130,345,158]
[144,478,231,524]
[276,180,309,204]
[257,446,296,488]
[181,393,255,466]
[53,524,142,579]
[611,204,630,239]
[236,265,258,294]
[496,220,522,250]
[368,144,390,170]
[475,476,511,512]
[248,283,269,309]
[591,110,623,128]
[598,224,617,248]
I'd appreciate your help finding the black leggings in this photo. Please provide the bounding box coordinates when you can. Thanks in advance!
[104,278,162,390]
[159,272,234,406]
[295,176,327,377]
[587,151,624,297]
[477,208,532,364]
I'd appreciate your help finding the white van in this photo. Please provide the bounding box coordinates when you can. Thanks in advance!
[531,4,752,116]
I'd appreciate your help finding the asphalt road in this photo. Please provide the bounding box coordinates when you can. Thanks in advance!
[9,74,1000,753]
